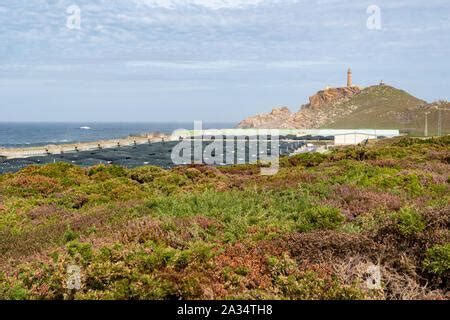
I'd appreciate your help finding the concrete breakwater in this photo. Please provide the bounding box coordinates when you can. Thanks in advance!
[0,133,171,160]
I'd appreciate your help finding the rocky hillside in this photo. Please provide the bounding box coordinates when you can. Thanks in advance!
[236,107,297,129]
[307,87,361,109]
[237,84,449,135]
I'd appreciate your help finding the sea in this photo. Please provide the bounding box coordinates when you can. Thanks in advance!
[0,122,234,149]
[0,122,304,174]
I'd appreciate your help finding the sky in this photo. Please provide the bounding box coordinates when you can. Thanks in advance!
[0,0,449,122]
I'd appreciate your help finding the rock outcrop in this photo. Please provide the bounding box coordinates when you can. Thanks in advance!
[237,86,362,129]
[236,107,297,129]
[307,87,361,109]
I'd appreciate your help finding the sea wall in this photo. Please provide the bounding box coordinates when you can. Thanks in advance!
[0,133,171,160]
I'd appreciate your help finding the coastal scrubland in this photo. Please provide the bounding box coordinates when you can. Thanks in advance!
[0,136,448,300]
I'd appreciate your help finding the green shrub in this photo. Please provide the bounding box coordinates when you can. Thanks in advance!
[77,177,145,203]
[331,146,380,161]
[175,251,191,270]
[152,173,189,194]
[235,266,250,276]
[17,163,85,185]
[281,152,328,168]
[56,191,88,209]
[394,136,450,148]
[63,227,79,243]
[1,284,29,300]
[4,175,62,197]
[297,206,345,232]
[423,244,450,276]
[66,241,93,263]
[184,168,201,180]
[138,245,177,271]
[88,165,127,181]
[0,273,29,300]
[395,207,426,236]
[128,165,167,183]
[273,269,365,300]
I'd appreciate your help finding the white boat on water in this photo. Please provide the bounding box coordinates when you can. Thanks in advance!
[80,126,91,130]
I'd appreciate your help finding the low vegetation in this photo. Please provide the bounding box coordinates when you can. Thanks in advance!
[0,136,448,300]
[326,86,449,136]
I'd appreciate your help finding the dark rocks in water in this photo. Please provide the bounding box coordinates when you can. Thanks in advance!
[0,139,308,174]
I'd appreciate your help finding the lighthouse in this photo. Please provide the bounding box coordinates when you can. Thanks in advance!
[347,68,353,87]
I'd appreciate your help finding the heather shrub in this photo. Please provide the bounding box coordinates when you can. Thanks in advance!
[152,173,190,194]
[0,135,448,300]
[87,165,128,181]
[423,244,450,276]
[63,225,79,242]
[77,178,145,203]
[3,175,62,197]
[331,184,403,218]
[297,206,345,232]
[267,254,365,300]
[184,167,202,180]
[281,152,328,168]
[395,207,426,236]
[394,136,450,148]
[137,244,178,271]
[0,274,29,300]
[218,163,262,175]
[128,165,167,183]
[17,163,87,187]
[55,190,89,209]
[66,240,93,264]
[330,146,380,161]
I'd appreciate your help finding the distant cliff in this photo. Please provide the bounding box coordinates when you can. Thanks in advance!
[237,86,362,129]
[236,107,295,129]
[307,87,361,109]
[237,84,449,135]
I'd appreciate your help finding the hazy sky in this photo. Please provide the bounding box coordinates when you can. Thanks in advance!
[0,0,449,122]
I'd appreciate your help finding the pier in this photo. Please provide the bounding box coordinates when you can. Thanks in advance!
[0,134,171,160]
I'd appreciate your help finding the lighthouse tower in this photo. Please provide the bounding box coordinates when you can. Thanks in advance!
[347,68,353,87]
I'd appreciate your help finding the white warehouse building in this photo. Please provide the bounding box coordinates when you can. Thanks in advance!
[334,133,378,145]
[173,128,401,146]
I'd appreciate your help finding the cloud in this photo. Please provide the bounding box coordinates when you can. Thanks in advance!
[265,60,334,69]
[130,0,269,10]
[125,60,245,69]
[124,60,335,71]
[0,0,448,122]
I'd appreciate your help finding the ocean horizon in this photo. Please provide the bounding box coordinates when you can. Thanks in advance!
[0,122,236,149]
